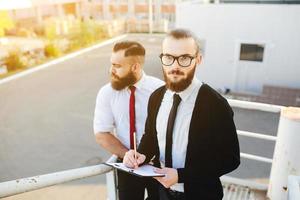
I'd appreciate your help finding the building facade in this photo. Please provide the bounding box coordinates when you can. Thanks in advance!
[177,1,300,94]
[5,0,182,32]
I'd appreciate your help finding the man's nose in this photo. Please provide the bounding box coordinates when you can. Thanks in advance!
[171,58,181,69]
[110,66,116,74]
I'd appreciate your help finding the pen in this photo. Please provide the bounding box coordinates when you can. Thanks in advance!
[133,132,137,164]
[149,155,156,165]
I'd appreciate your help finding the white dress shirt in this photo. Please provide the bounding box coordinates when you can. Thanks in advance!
[94,72,164,149]
[156,78,202,192]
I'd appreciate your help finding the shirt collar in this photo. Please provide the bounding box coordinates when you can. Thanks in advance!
[167,78,201,102]
[127,71,146,91]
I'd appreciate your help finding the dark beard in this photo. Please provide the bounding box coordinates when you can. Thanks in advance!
[163,65,196,92]
[110,70,137,90]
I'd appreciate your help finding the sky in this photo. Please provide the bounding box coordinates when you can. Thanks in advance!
[0,0,33,10]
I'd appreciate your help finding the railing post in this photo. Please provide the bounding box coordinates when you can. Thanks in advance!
[106,170,117,200]
[106,155,118,200]
[268,107,300,200]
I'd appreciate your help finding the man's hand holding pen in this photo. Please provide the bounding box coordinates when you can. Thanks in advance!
[123,132,146,169]
[123,149,145,169]
[123,133,178,188]
[123,149,179,188]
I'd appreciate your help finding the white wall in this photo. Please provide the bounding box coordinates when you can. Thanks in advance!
[176,3,300,93]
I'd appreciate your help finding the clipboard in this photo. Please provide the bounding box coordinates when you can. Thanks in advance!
[105,162,165,177]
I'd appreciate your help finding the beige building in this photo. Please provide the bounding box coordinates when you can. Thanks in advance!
[5,0,183,32]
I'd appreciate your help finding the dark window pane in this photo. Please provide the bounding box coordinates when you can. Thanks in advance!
[240,44,264,62]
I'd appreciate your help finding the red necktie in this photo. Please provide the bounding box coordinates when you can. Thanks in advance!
[129,86,136,149]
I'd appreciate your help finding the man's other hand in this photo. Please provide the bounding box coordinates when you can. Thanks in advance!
[154,167,178,188]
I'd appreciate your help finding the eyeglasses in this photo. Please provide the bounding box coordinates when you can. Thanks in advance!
[159,53,196,67]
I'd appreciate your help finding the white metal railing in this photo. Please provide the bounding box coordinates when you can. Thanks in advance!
[0,98,293,199]
[240,153,273,164]
[0,156,117,198]
[227,99,284,113]
[228,99,281,165]
[228,101,300,200]
[226,98,282,189]
[237,130,276,164]
[288,175,300,200]
[237,130,277,142]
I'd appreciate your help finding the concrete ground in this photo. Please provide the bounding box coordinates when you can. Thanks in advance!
[0,34,279,199]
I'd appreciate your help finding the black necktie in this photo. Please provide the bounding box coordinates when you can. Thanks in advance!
[165,94,182,168]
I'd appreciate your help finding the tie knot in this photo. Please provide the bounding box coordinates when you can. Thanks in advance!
[129,85,136,93]
[173,94,181,105]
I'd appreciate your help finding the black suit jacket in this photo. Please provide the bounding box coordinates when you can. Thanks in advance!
[138,84,240,200]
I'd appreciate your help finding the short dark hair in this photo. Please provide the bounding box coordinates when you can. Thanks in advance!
[113,41,145,57]
[166,28,201,54]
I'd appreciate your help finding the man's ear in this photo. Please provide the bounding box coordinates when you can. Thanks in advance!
[196,53,202,65]
[131,63,140,72]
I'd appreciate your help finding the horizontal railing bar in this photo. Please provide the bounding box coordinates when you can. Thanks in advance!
[221,175,268,191]
[228,99,284,113]
[237,130,277,141]
[0,153,273,198]
[241,152,273,163]
[0,155,117,198]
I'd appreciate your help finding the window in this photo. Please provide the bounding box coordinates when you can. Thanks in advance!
[240,43,264,62]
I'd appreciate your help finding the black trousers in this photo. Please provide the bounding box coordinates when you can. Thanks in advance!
[158,185,185,200]
[117,169,159,200]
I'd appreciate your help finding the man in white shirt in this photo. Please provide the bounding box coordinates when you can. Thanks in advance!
[123,29,240,200]
[94,41,164,200]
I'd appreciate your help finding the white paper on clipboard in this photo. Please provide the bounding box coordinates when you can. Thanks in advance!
[105,162,165,177]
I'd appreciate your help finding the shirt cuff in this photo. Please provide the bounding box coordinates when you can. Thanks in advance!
[93,125,114,134]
